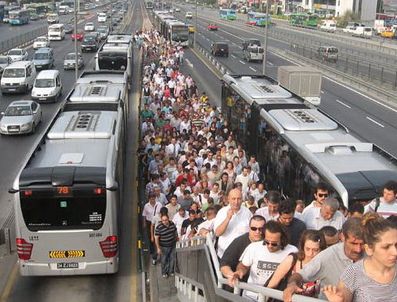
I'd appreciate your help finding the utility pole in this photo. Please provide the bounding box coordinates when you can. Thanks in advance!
[73,0,78,81]
[262,0,269,76]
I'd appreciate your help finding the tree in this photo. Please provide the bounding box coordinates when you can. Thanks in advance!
[336,10,359,28]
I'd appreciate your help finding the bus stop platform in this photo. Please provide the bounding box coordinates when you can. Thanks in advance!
[149,262,179,302]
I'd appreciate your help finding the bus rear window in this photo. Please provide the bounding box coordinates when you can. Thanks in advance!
[20,194,106,231]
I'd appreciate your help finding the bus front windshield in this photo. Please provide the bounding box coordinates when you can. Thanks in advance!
[172,26,188,41]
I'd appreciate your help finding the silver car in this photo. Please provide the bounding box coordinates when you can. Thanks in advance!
[0,55,11,75]
[0,100,42,135]
[63,52,84,70]
[7,48,29,62]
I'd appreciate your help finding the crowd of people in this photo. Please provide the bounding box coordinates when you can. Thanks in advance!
[138,29,397,301]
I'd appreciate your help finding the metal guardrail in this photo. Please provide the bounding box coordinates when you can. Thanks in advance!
[0,26,48,55]
[176,235,326,302]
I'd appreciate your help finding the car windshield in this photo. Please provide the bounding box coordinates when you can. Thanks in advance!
[34,53,49,60]
[65,53,76,60]
[8,50,22,56]
[5,105,31,116]
[328,48,338,53]
[36,37,47,42]
[98,28,107,33]
[35,79,54,88]
[0,57,8,64]
[3,68,25,78]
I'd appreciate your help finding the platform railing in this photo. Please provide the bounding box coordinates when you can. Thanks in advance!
[176,234,326,302]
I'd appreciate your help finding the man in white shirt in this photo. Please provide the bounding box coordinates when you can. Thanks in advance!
[230,220,298,300]
[213,189,252,258]
[142,194,163,264]
[364,180,397,218]
[165,138,181,158]
[248,155,260,176]
[252,183,267,203]
[302,182,330,214]
[303,198,346,230]
[172,207,188,239]
[235,167,250,195]
[256,191,281,222]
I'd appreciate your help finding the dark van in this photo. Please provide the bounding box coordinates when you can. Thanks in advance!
[211,42,229,57]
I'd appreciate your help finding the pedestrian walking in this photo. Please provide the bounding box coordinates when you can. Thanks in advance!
[155,214,178,278]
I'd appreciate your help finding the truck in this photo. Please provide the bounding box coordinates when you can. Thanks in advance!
[277,66,322,106]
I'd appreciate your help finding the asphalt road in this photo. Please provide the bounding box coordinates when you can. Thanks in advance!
[173,4,397,160]
[0,1,144,301]
[176,5,397,89]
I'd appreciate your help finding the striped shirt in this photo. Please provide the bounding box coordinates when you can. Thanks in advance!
[155,221,177,247]
[341,259,397,302]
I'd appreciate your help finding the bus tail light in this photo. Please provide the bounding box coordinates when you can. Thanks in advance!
[16,238,33,260]
[99,236,118,258]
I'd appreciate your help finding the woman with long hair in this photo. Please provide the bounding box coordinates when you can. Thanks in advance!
[323,213,397,302]
[266,230,326,288]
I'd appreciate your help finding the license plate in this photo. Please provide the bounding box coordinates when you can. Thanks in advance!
[57,262,79,269]
[39,97,46,101]
[8,88,16,91]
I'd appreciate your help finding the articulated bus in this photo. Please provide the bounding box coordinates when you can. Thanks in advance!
[219,8,236,20]
[9,9,29,25]
[165,20,189,47]
[247,11,271,26]
[3,5,19,23]
[221,74,397,206]
[10,70,127,276]
[289,13,319,28]
[95,34,133,81]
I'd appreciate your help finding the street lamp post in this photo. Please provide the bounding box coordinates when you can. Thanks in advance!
[262,0,269,76]
[194,0,197,48]
[73,0,78,81]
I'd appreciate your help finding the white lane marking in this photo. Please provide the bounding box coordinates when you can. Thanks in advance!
[321,90,324,94]
[249,67,256,72]
[366,116,385,128]
[231,54,236,58]
[268,61,274,66]
[185,58,193,67]
[325,77,397,113]
[336,99,351,109]
[239,60,246,65]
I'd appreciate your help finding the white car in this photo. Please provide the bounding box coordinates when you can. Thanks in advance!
[175,8,180,12]
[7,48,29,62]
[33,36,50,50]
[84,22,95,32]
[0,100,42,135]
[185,11,193,19]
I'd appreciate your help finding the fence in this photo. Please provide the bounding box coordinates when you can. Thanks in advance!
[0,26,48,55]
[176,235,326,302]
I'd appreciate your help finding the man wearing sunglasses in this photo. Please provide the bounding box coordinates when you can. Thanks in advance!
[220,215,266,285]
[303,182,330,214]
[230,221,298,300]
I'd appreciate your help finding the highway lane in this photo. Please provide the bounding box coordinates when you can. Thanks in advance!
[176,5,397,83]
[1,1,143,301]
[168,9,397,158]
[0,9,127,231]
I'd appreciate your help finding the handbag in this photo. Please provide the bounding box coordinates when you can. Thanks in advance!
[263,253,298,302]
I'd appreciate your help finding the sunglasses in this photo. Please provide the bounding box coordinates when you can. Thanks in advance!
[250,226,264,232]
[264,240,280,247]
[317,193,328,198]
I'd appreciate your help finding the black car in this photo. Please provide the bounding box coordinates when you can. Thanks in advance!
[81,35,99,52]
[64,23,74,34]
[211,42,229,57]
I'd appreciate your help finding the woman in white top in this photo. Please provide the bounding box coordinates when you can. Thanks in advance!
[323,213,397,302]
